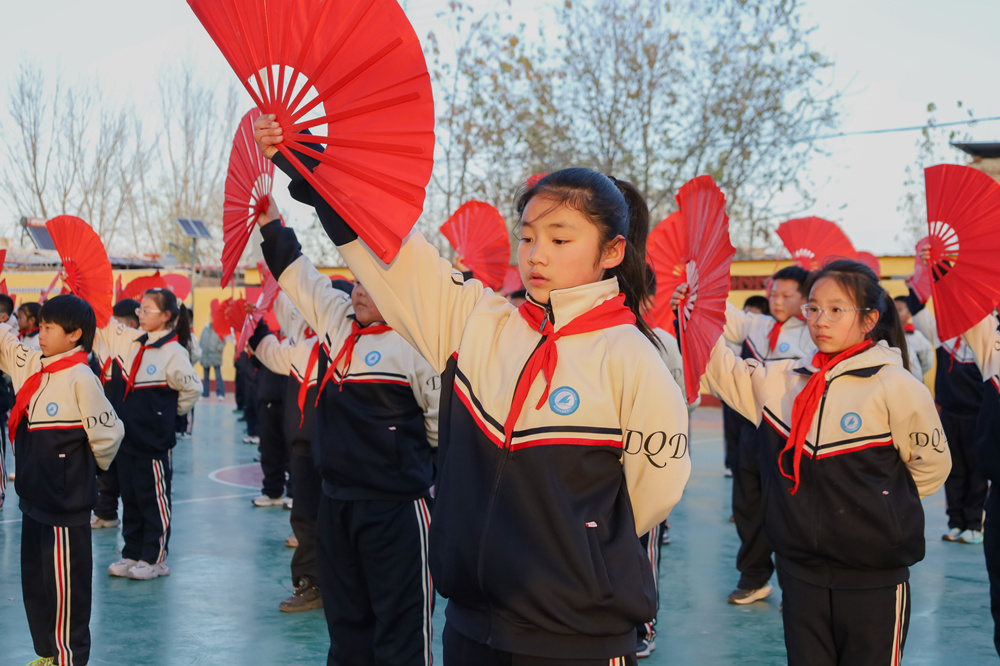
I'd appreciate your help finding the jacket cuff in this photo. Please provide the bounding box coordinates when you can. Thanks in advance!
[260,220,302,279]
[311,188,359,247]
[248,321,271,352]
[905,286,925,316]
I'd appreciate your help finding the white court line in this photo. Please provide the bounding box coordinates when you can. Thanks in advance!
[207,463,262,490]
[0,492,259,524]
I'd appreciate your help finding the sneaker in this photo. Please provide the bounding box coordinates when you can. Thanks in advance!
[26,658,55,666]
[279,582,323,612]
[636,637,656,658]
[91,514,121,529]
[958,529,984,544]
[285,534,299,548]
[8,472,14,481]
[283,497,294,510]
[108,558,138,577]
[253,494,285,507]
[727,584,772,605]
[724,467,733,478]
[660,528,670,546]
[217,395,225,401]
[942,527,963,541]
[127,560,169,580]
[242,435,259,444]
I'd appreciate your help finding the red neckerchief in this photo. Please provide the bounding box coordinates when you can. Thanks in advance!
[780,339,874,495]
[99,356,113,385]
[903,322,915,334]
[298,335,320,426]
[18,327,38,341]
[316,321,392,399]
[507,294,635,444]
[9,351,89,437]
[125,331,177,396]
[944,338,962,372]
[767,321,782,355]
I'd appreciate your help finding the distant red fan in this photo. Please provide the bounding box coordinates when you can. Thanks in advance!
[440,201,510,290]
[776,217,856,270]
[924,164,1000,341]
[236,262,281,353]
[46,215,114,324]
[910,237,932,303]
[0,249,6,275]
[0,280,11,306]
[120,271,169,302]
[187,0,435,263]
[211,299,228,340]
[855,251,881,277]
[227,296,248,335]
[503,266,522,295]
[676,176,736,405]
[38,273,60,303]
[114,275,124,302]
[526,173,548,188]
[646,212,685,334]
[163,273,192,301]
[222,108,273,288]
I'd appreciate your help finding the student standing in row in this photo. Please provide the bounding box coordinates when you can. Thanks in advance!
[199,321,227,400]
[694,259,950,666]
[1,295,124,666]
[98,288,201,581]
[0,293,15,507]
[17,302,41,352]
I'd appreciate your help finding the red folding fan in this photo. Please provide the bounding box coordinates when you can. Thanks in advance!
[114,275,124,302]
[675,176,736,406]
[526,173,548,188]
[646,212,685,334]
[236,262,281,353]
[503,266,522,295]
[46,215,114,324]
[909,237,932,303]
[163,273,192,301]
[187,0,435,263]
[855,251,881,277]
[0,280,11,306]
[924,164,1000,341]
[0,249,6,276]
[211,299,229,340]
[776,217,856,271]
[227,296,248,334]
[39,272,60,303]
[222,108,274,288]
[120,271,169,302]
[440,201,510,290]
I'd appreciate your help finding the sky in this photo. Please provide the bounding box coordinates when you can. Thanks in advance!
[0,0,997,256]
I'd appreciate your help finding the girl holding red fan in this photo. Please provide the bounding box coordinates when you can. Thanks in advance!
[689,259,951,666]
[97,288,202,581]
[255,116,690,665]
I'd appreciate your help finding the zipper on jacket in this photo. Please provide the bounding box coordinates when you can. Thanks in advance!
[475,335,546,643]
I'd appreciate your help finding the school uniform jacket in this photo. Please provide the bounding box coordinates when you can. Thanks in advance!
[906,328,934,379]
[96,323,201,455]
[705,338,951,589]
[960,314,1000,482]
[273,291,310,345]
[260,224,439,502]
[333,227,691,660]
[249,327,320,447]
[0,327,123,527]
[723,303,815,363]
[19,328,41,352]
[908,302,983,416]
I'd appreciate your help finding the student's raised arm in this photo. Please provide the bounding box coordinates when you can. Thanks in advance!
[960,313,1000,381]
[248,324,294,377]
[95,317,144,365]
[702,336,771,425]
[0,324,39,387]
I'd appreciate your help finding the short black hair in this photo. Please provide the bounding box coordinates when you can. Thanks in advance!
[771,266,811,297]
[0,294,13,317]
[330,278,354,296]
[893,295,908,304]
[743,295,770,315]
[18,301,41,324]
[39,294,96,353]
[113,298,140,328]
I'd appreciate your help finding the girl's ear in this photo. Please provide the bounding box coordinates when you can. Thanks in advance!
[601,235,626,270]
[862,309,879,336]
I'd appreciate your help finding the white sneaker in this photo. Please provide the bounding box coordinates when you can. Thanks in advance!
[91,514,120,529]
[108,558,138,577]
[216,395,225,401]
[958,529,984,544]
[253,495,285,507]
[283,497,294,510]
[127,560,169,580]
[242,436,260,445]
[942,527,963,541]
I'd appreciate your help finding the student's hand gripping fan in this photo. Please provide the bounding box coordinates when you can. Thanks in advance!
[187,0,435,263]
[236,262,281,353]
[924,163,1000,341]
[674,176,735,406]
[46,215,114,325]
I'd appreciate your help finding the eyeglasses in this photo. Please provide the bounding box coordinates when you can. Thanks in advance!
[801,304,869,323]
[135,308,163,316]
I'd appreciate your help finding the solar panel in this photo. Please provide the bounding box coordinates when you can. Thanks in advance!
[23,222,56,250]
[175,218,212,239]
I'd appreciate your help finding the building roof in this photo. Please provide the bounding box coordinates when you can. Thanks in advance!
[952,142,1000,159]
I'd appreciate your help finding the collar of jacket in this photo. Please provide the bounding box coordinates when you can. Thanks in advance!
[41,345,85,366]
[793,340,902,379]
[525,277,622,328]
[145,328,175,344]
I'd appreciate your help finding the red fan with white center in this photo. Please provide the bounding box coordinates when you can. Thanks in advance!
[236,262,281,353]
[910,237,932,303]
[163,274,192,301]
[120,271,169,302]
[222,108,273,288]
[855,251,881,277]
[440,201,510,290]
[676,176,736,405]
[46,215,114,324]
[776,217,856,270]
[924,164,1000,341]
[187,0,436,263]
[503,266,523,295]
[646,212,685,334]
